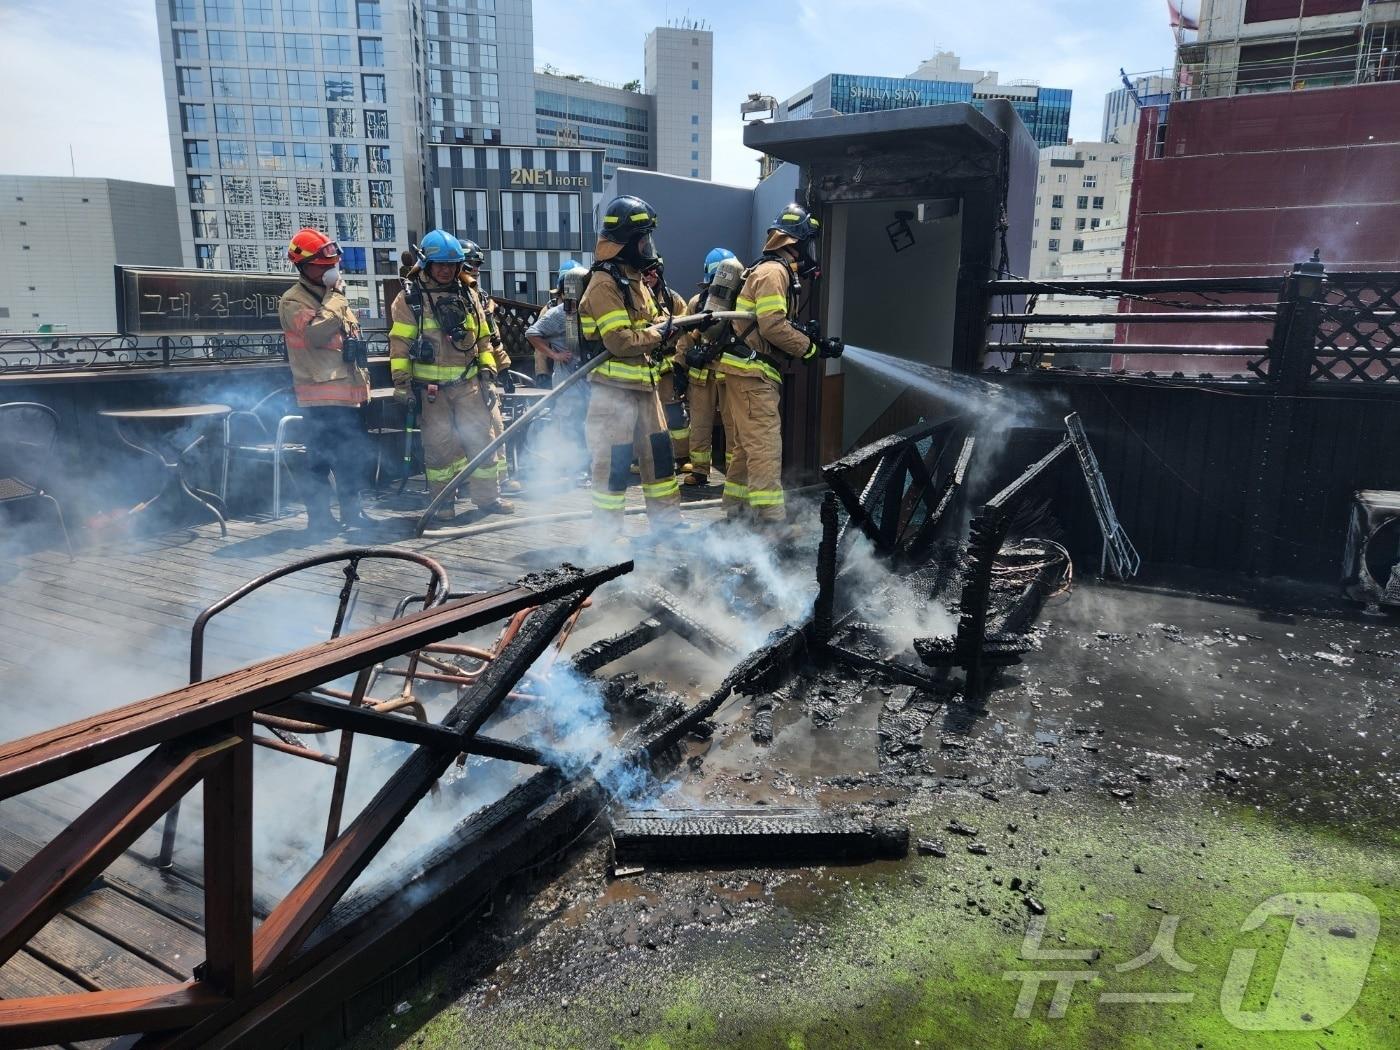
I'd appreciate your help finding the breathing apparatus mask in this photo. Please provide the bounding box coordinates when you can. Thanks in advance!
[621,232,659,270]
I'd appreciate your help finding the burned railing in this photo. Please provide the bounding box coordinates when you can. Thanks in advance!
[985,259,1400,389]
[821,417,976,565]
[0,561,629,1047]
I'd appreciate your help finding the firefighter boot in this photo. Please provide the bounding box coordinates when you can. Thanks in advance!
[302,477,339,539]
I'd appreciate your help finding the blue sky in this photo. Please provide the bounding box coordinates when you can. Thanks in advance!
[0,0,1177,187]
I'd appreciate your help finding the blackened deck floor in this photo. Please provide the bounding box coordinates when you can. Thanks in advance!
[0,483,722,1042]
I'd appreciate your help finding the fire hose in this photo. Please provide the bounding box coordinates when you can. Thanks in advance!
[412,311,759,536]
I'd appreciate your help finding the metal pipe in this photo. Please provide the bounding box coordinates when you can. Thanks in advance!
[987,276,1288,294]
[989,311,1278,325]
[252,733,339,766]
[415,352,614,534]
[989,342,1266,356]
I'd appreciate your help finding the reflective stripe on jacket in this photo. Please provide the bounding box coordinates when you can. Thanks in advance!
[717,258,815,387]
[579,265,662,391]
[278,278,369,407]
[388,281,497,386]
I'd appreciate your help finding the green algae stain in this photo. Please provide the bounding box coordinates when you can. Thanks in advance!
[612,798,1398,1050]
[353,795,1397,1050]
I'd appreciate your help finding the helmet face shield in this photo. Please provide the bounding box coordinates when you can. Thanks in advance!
[634,233,658,263]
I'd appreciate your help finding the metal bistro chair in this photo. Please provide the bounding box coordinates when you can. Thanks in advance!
[219,387,305,519]
[156,548,451,868]
[0,402,73,557]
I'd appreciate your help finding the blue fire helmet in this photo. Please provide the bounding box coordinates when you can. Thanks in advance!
[557,259,579,285]
[704,248,736,279]
[420,229,465,263]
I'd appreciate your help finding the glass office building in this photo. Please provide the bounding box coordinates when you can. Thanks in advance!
[155,0,425,314]
[535,84,651,173]
[779,73,1072,148]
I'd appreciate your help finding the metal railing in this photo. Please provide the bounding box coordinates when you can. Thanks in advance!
[985,261,1400,389]
[0,332,305,376]
[0,297,542,378]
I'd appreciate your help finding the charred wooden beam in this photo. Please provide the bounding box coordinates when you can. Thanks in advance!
[611,809,909,866]
[570,618,664,676]
[269,694,463,751]
[462,735,545,766]
[914,633,1031,668]
[810,492,840,649]
[827,644,945,693]
[0,565,632,800]
[985,439,1072,511]
[955,508,1011,698]
[632,583,738,656]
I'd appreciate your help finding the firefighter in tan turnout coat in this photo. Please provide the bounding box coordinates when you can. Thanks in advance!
[388,229,512,521]
[578,195,682,530]
[278,226,375,535]
[719,205,843,525]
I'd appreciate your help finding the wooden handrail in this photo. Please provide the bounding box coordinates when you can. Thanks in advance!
[0,565,631,798]
[0,983,226,1044]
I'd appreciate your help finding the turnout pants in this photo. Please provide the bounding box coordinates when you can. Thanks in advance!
[300,405,371,517]
[419,379,501,508]
[686,376,723,476]
[656,370,691,466]
[585,382,681,526]
[720,373,784,523]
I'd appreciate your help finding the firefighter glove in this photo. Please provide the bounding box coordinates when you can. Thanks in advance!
[649,316,675,344]
[685,343,718,370]
[819,336,845,359]
[672,365,689,397]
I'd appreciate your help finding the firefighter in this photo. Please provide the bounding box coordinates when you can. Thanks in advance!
[388,229,512,520]
[677,248,740,486]
[461,239,523,496]
[643,260,693,473]
[578,195,682,530]
[718,204,842,526]
[277,227,375,535]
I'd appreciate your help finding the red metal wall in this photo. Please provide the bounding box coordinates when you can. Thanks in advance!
[1118,82,1400,368]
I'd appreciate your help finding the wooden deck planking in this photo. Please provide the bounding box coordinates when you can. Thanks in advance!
[0,487,705,1023]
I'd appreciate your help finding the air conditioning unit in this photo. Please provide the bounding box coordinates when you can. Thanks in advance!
[1342,490,1400,607]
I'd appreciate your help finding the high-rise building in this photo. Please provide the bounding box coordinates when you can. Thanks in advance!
[155,2,715,313]
[155,0,428,314]
[534,72,652,176]
[774,51,1072,148]
[423,0,534,147]
[1102,74,1172,142]
[644,24,712,179]
[533,22,713,181]
[0,176,183,333]
[1026,139,1136,343]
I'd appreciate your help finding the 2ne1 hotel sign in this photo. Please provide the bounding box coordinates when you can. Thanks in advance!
[510,167,591,187]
